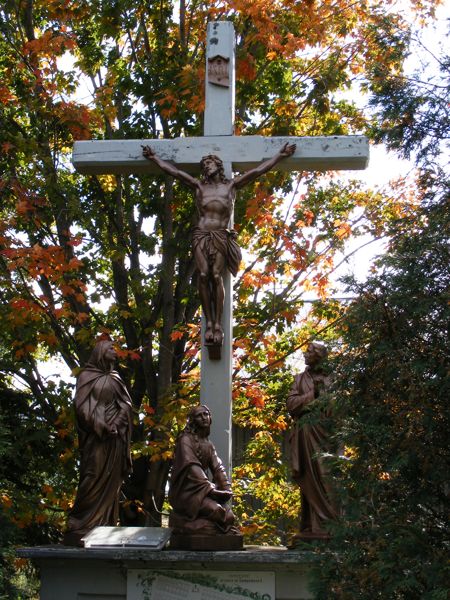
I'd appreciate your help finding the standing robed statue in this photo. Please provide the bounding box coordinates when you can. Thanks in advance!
[63,338,133,546]
[286,342,337,544]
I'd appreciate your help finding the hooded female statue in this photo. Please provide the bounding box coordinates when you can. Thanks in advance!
[64,339,133,546]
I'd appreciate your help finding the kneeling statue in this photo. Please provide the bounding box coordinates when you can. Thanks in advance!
[168,405,242,550]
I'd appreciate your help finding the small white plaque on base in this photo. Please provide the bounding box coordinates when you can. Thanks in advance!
[82,526,171,548]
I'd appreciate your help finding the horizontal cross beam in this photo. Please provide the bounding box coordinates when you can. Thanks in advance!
[72,135,369,175]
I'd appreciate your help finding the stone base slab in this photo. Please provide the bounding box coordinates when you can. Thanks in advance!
[17,543,317,599]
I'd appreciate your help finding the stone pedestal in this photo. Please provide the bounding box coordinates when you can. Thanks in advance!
[17,545,316,600]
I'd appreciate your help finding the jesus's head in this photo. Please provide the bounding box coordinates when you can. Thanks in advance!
[200,154,228,183]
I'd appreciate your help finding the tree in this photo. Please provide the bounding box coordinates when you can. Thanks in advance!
[0,378,72,598]
[309,18,449,596]
[311,189,449,598]
[0,0,442,564]
[367,20,449,171]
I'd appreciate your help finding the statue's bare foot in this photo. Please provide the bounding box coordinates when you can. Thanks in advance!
[213,324,224,345]
[205,323,214,344]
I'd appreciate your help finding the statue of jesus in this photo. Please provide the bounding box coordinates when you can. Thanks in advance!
[142,142,296,351]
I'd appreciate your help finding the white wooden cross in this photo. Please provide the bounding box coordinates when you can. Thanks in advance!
[72,21,369,476]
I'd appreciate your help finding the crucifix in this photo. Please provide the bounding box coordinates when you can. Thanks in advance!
[72,21,369,477]
[141,141,296,354]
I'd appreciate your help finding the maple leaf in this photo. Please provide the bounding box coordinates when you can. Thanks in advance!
[237,57,257,81]
[1,142,14,154]
[0,87,16,104]
[170,330,184,341]
[335,219,351,239]
[1,495,13,509]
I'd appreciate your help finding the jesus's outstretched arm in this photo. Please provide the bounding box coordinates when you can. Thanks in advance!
[232,142,296,190]
[142,145,198,189]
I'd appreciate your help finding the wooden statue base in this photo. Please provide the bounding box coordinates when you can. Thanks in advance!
[170,533,244,551]
[206,342,222,360]
[62,531,84,547]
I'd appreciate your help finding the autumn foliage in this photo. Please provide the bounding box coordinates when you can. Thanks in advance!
[0,0,446,595]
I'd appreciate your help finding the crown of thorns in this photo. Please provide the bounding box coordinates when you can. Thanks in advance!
[200,155,228,182]
[200,154,223,168]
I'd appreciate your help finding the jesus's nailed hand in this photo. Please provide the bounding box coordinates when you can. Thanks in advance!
[279,142,296,157]
[142,145,156,159]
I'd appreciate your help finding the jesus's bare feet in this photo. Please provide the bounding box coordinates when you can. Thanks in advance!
[213,324,224,345]
[205,322,214,344]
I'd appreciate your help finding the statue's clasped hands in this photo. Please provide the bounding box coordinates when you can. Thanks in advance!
[209,488,233,503]
[107,423,118,437]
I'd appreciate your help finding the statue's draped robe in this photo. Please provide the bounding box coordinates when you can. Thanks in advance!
[65,366,132,544]
[169,431,234,533]
[287,368,336,533]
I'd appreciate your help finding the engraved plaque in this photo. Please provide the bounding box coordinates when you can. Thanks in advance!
[82,526,171,548]
[208,56,230,87]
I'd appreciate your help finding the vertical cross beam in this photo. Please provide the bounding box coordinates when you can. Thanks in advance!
[200,21,235,477]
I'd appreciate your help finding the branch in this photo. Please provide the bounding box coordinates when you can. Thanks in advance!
[233,315,346,381]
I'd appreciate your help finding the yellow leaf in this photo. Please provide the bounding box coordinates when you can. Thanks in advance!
[97,174,117,193]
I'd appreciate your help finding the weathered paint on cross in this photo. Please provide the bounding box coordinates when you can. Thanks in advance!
[200,21,235,480]
[72,134,369,175]
[71,21,369,477]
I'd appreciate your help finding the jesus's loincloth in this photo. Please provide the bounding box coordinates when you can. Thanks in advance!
[192,228,242,276]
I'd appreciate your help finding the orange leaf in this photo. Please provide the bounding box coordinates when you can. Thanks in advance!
[1,141,14,154]
[170,330,184,341]
[336,222,351,239]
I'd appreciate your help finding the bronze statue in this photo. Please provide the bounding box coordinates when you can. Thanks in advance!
[142,143,296,353]
[63,339,133,546]
[168,405,242,548]
[286,342,337,543]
